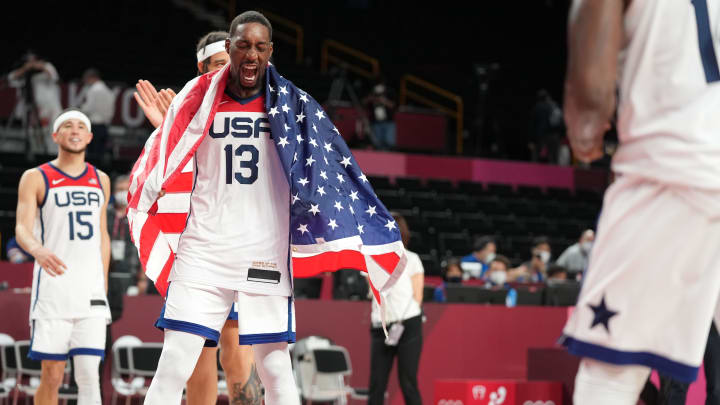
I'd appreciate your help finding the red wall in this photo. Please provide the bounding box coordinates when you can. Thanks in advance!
[0,290,569,405]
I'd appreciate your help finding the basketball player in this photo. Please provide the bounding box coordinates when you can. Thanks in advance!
[134,31,261,405]
[561,1,720,404]
[14,109,111,405]
[142,11,299,405]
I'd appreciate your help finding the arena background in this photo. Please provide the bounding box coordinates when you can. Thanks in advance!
[0,1,709,404]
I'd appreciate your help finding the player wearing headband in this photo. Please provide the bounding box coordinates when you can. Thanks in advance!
[133,31,261,405]
[14,109,111,405]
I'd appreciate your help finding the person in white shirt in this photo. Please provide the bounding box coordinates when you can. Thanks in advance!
[79,68,116,163]
[7,51,63,155]
[555,229,594,278]
[368,212,423,405]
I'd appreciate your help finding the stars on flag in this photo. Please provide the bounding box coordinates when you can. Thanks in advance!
[366,205,377,217]
[298,177,309,187]
[297,224,309,235]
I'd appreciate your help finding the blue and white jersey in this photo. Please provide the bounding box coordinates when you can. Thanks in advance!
[30,163,110,322]
[612,0,720,190]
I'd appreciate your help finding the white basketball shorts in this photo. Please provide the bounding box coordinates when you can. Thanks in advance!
[29,316,107,361]
[155,280,296,346]
[562,175,720,382]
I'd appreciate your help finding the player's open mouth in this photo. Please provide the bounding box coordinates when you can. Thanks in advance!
[241,65,258,85]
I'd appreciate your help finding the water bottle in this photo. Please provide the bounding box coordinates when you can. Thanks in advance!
[505,288,517,307]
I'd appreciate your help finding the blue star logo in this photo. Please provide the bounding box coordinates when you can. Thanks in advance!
[589,295,618,333]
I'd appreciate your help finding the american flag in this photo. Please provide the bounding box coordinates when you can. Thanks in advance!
[127,63,407,310]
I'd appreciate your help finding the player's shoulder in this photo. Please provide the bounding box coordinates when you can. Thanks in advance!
[20,166,45,184]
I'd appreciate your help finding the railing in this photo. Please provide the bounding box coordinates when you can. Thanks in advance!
[321,39,380,79]
[399,75,464,154]
[261,10,304,64]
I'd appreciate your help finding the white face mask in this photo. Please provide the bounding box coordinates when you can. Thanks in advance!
[538,250,551,264]
[484,252,496,264]
[374,84,385,94]
[114,191,128,206]
[581,241,593,253]
[489,270,507,286]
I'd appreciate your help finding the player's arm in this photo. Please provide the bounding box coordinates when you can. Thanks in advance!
[98,170,112,292]
[15,169,67,276]
[411,273,424,305]
[563,0,624,162]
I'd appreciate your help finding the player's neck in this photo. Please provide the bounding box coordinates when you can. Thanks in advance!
[52,152,87,176]
[227,81,261,99]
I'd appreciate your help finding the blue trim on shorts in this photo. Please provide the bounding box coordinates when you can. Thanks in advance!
[239,331,297,345]
[156,317,221,344]
[239,297,295,345]
[29,351,68,361]
[563,336,699,383]
[69,348,105,359]
[228,304,238,321]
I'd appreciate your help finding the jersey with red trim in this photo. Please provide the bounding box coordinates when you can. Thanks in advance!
[30,163,110,321]
[172,90,291,296]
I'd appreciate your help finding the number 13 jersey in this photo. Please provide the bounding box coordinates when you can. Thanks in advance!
[172,90,292,297]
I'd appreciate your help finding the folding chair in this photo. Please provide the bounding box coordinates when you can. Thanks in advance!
[110,335,145,405]
[12,340,76,405]
[297,343,367,405]
[126,342,163,402]
[0,334,15,405]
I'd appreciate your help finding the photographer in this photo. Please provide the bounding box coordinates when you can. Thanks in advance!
[367,212,424,405]
[7,51,62,154]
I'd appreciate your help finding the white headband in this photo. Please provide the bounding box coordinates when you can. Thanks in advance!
[196,40,226,62]
[53,111,91,133]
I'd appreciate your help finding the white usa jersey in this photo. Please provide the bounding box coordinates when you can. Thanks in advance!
[612,0,720,190]
[30,163,110,321]
[172,90,292,296]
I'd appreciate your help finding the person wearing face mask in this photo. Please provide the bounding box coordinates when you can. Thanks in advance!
[484,255,511,288]
[107,174,140,307]
[555,229,594,280]
[460,235,497,280]
[433,257,463,302]
[509,236,552,283]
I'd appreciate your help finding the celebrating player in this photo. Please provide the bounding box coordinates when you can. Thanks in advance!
[562,1,720,404]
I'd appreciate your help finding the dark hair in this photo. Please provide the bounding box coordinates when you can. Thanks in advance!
[532,235,550,249]
[229,11,272,41]
[473,235,495,252]
[547,264,567,278]
[196,31,229,75]
[390,211,410,248]
[490,254,511,270]
[441,257,461,275]
[82,68,100,80]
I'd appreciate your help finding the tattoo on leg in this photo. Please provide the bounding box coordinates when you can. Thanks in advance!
[231,364,263,405]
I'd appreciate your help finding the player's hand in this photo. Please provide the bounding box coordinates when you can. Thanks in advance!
[33,247,67,276]
[156,89,176,117]
[133,79,164,129]
[564,102,608,163]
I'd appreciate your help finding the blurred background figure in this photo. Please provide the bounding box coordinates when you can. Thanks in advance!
[433,257,463,302]
[6,50,62,156]
[483,255,511,288]
[555,229,594,280]
[363,76,396,151]
[546,264,569,283]
[528,88,564,164]
[77,68,116,165]
[509,236,552,283]
[6,236,33,263]
[460,235,497,280]
[368,211,424,405]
